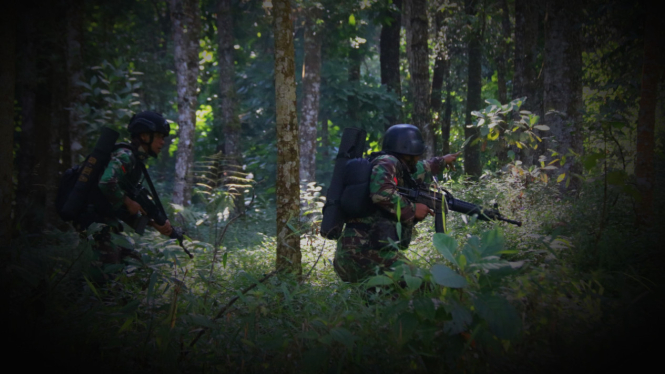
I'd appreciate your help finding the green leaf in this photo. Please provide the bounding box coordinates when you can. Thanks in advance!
[444,302,472,335]
[607,170,626,185]
[189,314,216,328]
[480,228,505,257]
[533,124,549,131]
[556,173,566,183]
[433,233,459,267]
[485,98,501,106]
[472,294,521,340]
[431,264,468,288]
[366,275,392,288]
[393,312,419,343]
[458,254,467,270]
[110,233,134,249]
[348,14,356,26]
[413,297,435,321]
[330,327,356,349]
[404,274,422,291]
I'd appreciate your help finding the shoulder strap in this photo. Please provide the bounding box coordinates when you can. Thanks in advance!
[137,162,168,218]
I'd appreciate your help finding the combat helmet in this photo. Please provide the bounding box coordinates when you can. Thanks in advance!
[128,111,170,157]
[382,124,425,156]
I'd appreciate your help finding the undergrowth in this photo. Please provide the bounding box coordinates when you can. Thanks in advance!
[2,170,663,373]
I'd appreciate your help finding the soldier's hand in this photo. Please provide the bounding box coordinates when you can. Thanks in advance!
[415,203,434,221]
[151,219,173,237]
[124,196,146,216]
[443,151,461,170]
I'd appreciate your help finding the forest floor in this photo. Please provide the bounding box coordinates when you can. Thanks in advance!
[2,170,664,373]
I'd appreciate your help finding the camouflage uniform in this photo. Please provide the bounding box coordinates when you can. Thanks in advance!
[333,154,449,283]
[88,145,147,273]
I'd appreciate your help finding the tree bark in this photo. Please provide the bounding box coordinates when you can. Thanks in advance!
[217,0,244,213]
[347,46,362,126]
[464,0,482,177]
[273,0,301,276]
[16,9,38,229]
[496,0,510,104]
[495,0,511,164]
[543,0,583,193]
[635,8,664,226]
[66,0,85,167]
[0,6,17,240]
[170,0,201,206]
[406,0,434,159]
[431,9,448,156]
[299,8,322,184]
[380,0,402,128]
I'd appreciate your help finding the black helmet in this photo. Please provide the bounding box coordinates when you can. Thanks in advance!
[382,124,425,156]
[128,111,170,137]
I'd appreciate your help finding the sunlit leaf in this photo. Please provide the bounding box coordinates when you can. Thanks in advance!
[556,173,566,183]
[433,233,459,267]
[366,275,392,288]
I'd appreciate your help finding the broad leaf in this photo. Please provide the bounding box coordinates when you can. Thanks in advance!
[472,294,521,340]
[433,233,459,267]
[431,264,467,288]
[404,274,422,291]
[444,302,472,335]
[366,275,392,288]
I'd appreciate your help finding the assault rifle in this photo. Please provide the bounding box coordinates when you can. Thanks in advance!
[125,164,194,259]
[396,185,522,233]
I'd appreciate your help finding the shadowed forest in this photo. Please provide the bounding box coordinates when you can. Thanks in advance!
[1,0,664,372]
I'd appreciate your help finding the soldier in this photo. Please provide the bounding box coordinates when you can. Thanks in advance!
[86,111,173,278]
[334,124,459,283]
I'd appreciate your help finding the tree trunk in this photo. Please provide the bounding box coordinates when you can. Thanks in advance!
[380,0,402,128]
[513,0,542,165]
[464,0,482,178]
[543,0,583,193]
[299,8,322,184]
[16,10,38,230]
[635,9,664,226]
[273,0,301,277]
[431,9,448,156]
[66,0,85,167]
[217,0,244,213]
[406,0,434,159]
[170,0,201,206]
[0,7,16,240]
[496,0,511,164]
[496,0,510,104]
[347,47,361,126]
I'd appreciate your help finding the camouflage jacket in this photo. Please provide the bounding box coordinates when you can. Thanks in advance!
[98,145,148,212]
[339,153,449,251]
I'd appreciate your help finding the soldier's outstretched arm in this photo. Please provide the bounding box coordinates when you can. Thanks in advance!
[411,151,461,183]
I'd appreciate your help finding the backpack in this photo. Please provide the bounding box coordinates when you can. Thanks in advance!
[56,127,135,224]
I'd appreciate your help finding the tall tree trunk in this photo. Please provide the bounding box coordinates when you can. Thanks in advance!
[406,0,434,158]
[0,6,17,240]
[442,88,452,155]
[496,0,511,164]
[347,47,362,126]
[431,9,448,156]
[16,9,39,230]
[513,0,541,164]
[66,0,84,167]
[464,0,482,177]
[299,8,322,183]
[380,0,402,128]
[496,0,510,104]
[273,0,301,276]
[543,0,583,193]
[635,9,664,226]
[170,0,201,206]
[217,0,244,212]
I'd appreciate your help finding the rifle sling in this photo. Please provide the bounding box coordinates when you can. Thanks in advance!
[138,162,167,218]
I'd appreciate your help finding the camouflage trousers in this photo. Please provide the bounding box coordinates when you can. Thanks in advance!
[333,239,408,283]
[86,226,140,284]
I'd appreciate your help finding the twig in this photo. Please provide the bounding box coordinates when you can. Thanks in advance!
[303,240,327,281]
[189,268,281,348]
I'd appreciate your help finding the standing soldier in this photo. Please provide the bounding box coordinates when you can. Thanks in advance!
[334,124,459,283]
